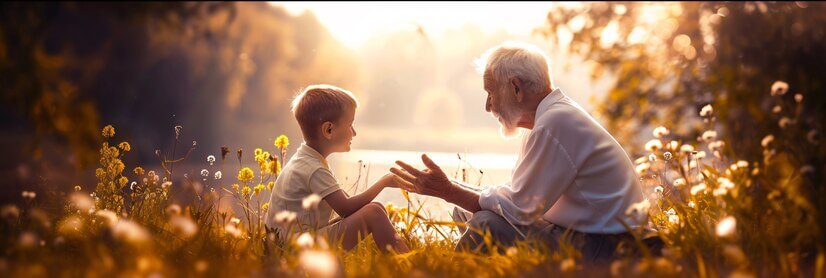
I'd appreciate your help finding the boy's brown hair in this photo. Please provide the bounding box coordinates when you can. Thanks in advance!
[291,84,359,140]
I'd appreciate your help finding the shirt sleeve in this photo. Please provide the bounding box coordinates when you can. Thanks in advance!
[478,128,578,226]
[308,167,342,198]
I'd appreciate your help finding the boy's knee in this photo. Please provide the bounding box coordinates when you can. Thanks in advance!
[369,202,387,214]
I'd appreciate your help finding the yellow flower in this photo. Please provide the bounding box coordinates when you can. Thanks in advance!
[270,160,282,176]
[95,168,106,179]
[254,184,265,195]
[274,135,289,150]
[261,202,270,212]
[254,148,263,157]
[118,142,131,152]
[241,186,252,197]
[134,167,145,176]
[231,183,240,192]
[237,167,254,183]
[118,176,129,187]
[102,125,115,138]
[267,181,275,191]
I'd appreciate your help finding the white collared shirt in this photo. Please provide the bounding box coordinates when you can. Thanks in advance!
[478,88,645,234]
[266,143,340,232]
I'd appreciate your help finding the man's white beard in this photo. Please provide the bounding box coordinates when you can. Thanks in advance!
[493,107,522,140]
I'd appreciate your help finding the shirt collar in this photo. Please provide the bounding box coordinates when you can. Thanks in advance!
[298,143,330,169]
[535,87,565,123]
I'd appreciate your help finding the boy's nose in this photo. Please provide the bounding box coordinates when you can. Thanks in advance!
[485,97,492,113]
[352,127,357,137]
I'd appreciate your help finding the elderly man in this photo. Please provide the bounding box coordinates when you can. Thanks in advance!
[391,41,645,263]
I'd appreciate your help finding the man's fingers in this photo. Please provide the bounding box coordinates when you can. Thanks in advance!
[395,160,425,177]
[390,167,417,183]
[421,154,444,174]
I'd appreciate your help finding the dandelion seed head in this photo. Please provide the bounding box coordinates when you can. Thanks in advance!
[645,139,663,152]
[771,81,788,96]
[700,104,713,117]
[716,216,736,237]
[296,232,315,249]
[299,250,339,278]
[170,216,198,239]
[653,126,670,138]
[113,220,151,244]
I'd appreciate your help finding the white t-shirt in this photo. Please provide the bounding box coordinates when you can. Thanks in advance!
[478,88,645,234]
[266,143,341,234]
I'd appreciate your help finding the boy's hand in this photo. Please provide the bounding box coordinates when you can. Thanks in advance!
[378,173,401,188]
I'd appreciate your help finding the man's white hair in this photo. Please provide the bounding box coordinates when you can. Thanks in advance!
[474,41,554,94]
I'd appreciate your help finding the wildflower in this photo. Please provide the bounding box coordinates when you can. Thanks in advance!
[102,125,115,138]
[648,153,657,162]
[118,176,128,187]
[161,181,172,189]
[666,208,679,225]
[69,193,94,211]
[736,160,749,168]
[134,167,145,175]
[118,142,131,152]
[645,139,662,152]
[21,191,36,200]
[635,163,650,175]
[241,186,252,197]
[506,247,518,256]
[224,224,242,238]
[652,126,669,138]
[761,135,774,148]
[254,148,263,157]
[560,258,576,272]
[296,232,315,248]
[267,181,275,191]
[230,217,241,225]
[174,125,182,139]
[57,216,83,236]
[716,216,736,237]
[74,185,82,192]
[192,140,197,147]
[231,183,240,192]
[778,117,794,129]
[770,81,788,96]
[634,156,648,165]
[654,186,664,194]
[299,250,339,278]
[702,130,717,142]
[270,160,282,176]
[170,216,198,239]
[708,140,725,152]
[694,151,707,159]
[699,104,713,117]
[688,201,696,208]
[201,169,209,177]
[262,202,270,212]
[673,178,686,187]
[625,199,650,216]
[113,220,151,244]
[207,155,216,165]
[274,210,297,225]
[166,204,182,215]
[303,194,321,210]
[254,184,265,196]
[690,183,707,195]
[795,94,803,103]
[663,152,672,161]
[221,146,230,160]
[772,105,782,114]
[680,144,695,153]
[237,167,254,183]
[275,135,290,150]
[214,171,222,180]
[667,140,679,150]
[807,130,820,145]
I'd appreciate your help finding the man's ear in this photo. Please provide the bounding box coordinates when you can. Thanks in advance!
[321,121,334,140]
[510,77,524,102]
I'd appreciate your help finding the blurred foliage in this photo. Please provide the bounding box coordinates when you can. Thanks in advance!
[0,2,236,167]
[539,2,824,173]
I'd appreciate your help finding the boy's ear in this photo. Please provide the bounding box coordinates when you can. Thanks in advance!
[321,121,334,140]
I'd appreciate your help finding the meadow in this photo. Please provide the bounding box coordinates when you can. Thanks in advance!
[1,81,824,278]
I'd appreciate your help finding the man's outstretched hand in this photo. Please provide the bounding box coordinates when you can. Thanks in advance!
[390,154,453,199]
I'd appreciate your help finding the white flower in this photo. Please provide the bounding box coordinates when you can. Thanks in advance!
[736,160,749,168]
[648,153,658,162]
[668,140,679,151]
[702,130,717,142]
[302,194,321,210]
[296,232,315,249]
[653,126,670,138]
[688,201,696,208]
[761,135,774,148]
[170,216,198,239]
[694,151,707,159]
[673,178,686,187]
[680,144,695,153]
[207,155,216,165]
[716,216,737,237]
[113,220,151,244]
[298,250,339,278]
[224,224,242,238]
[274,210,297,225]
[645,139,663,152]
[795,94,803,103]
[770,81,788,96]
[214,171,222,180]
[200,169,209,177]
[625,199,651,216]
[69,193,94,211]
[700,104,713,117]
[663,152,673,161]
[690,183,708,195]
[161,181,172,189]
[21,191,36,200]
[635,163,650,175]
[708,140,725,152]
[634,156,648,165]
[230,217,241,225]
[779,117,794,129]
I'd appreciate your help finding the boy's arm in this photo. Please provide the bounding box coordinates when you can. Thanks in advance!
[323,173,395,218]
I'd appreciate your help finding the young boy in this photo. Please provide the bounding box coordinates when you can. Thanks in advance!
[266,84,409,253]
